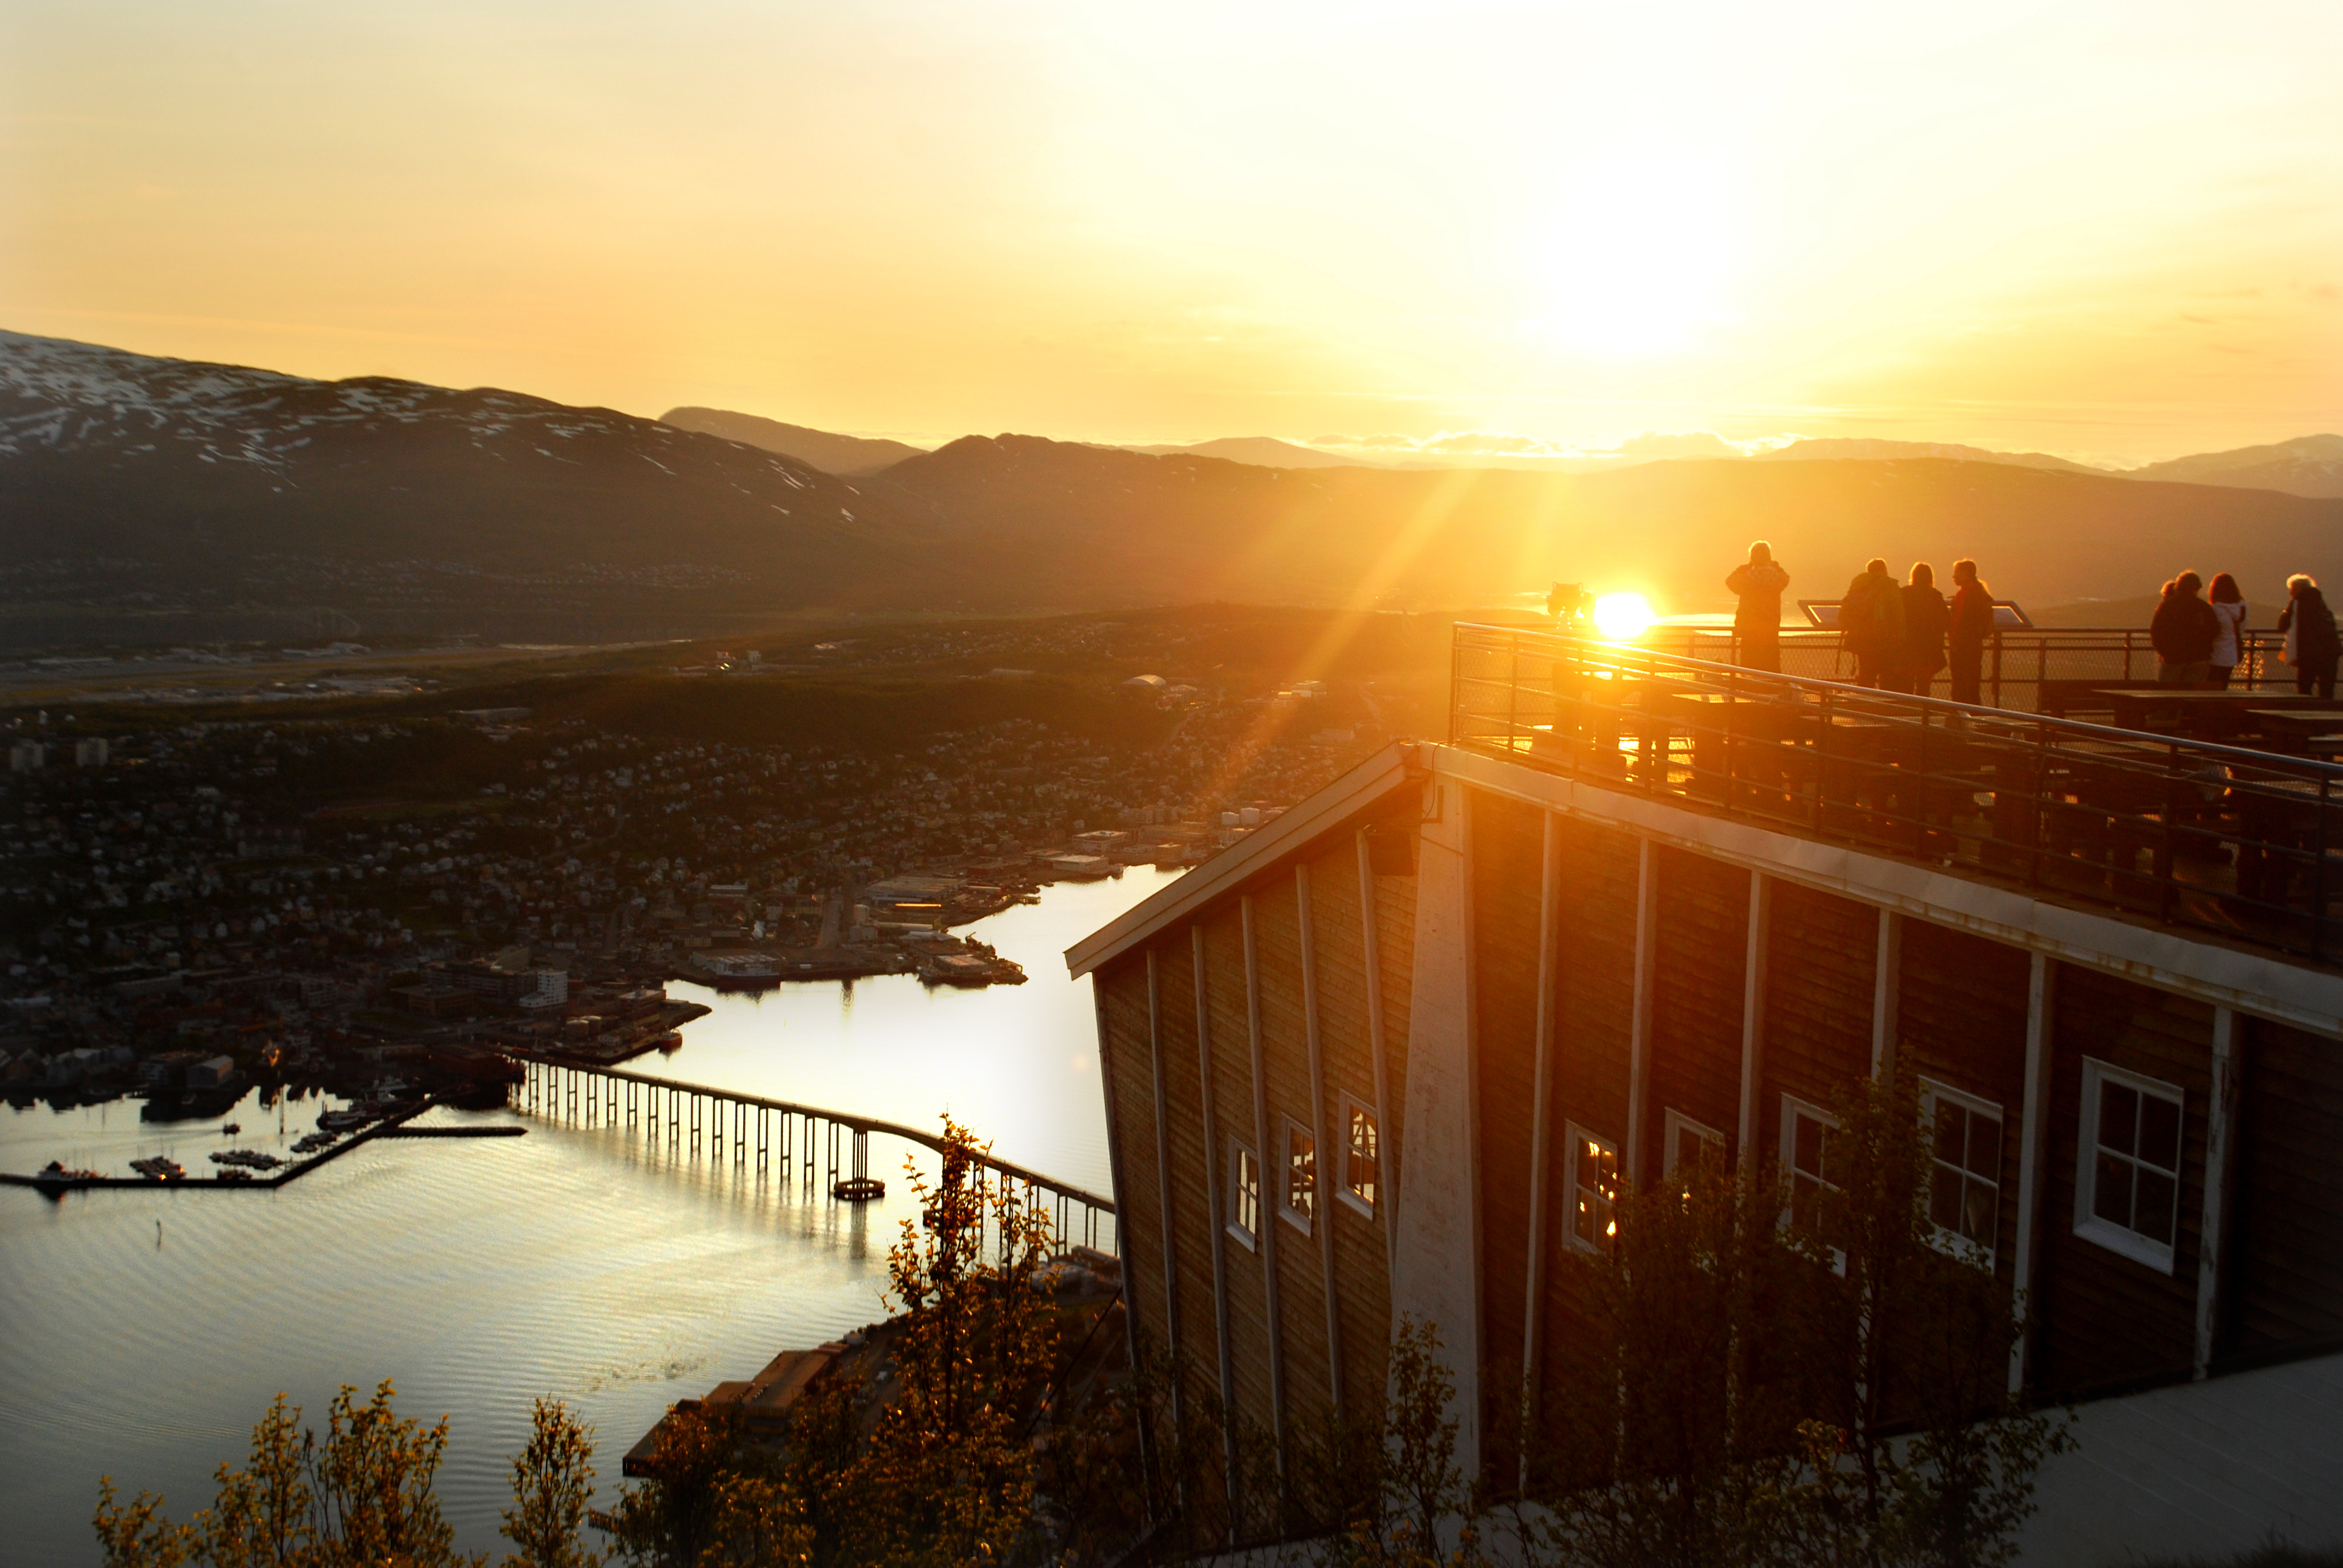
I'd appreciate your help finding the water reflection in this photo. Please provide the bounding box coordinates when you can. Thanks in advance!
[0,868,1176,1567]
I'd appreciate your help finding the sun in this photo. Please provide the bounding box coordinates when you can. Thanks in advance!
[1593,592,1656,639]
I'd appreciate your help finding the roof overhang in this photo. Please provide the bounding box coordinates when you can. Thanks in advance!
[1063,740,1425,978]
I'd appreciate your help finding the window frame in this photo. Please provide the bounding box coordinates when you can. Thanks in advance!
[2073,1058,2184,1275]
[1662,1109,1727,1180]
[1919,1077,2004,1269]
[1564,1122,1621,1252]
[1227,1138,1260,1252]
[1780,1094,1846,1274]
[1279,1116,1317,1236]
[1337,1096,1379,1218]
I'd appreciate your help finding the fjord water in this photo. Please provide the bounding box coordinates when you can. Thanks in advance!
[0,869,1176,1567]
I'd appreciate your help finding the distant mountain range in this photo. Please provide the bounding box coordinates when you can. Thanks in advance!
[673,401,2343,498]
[4,330,2339,650]
[658,406,925,477]
[2125,434,2343,498]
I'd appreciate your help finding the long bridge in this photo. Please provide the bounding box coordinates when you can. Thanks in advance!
[510,1056,1118,1252]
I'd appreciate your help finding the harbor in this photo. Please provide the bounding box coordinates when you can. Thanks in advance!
[0,869,1164,1567]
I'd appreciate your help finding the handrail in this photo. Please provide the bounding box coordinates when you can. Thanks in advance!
[1447,622,2343,966]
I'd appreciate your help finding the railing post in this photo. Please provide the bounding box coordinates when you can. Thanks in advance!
[2318,771,2331,964]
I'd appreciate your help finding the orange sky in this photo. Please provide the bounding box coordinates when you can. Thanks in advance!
[2,1,2337,465]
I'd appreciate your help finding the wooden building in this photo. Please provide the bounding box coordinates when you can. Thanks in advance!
[1066,627,2343,1563]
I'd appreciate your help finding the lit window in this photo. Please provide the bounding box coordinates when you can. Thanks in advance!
[1566,1123,1620,1249]
[1663,1109,1726,1183]
[2074,1059,2183,1273]
[1341,1099,1379,1214]
[1281,1120,1316,1233]
[1921,1080,2002,1266]
[1229,1141,1260,1248]
[1782,1096,1846,1273]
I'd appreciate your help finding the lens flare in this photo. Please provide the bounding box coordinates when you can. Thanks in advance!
[1592,592,1656,639]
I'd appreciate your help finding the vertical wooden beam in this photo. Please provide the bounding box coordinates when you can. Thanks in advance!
[1737,872,1772,1165]
[1241,893,1289,1472]
[2010,953,2058,1394]
[1519,808,1563,1468]
[2197,1006,2243,1379]
[1190,924,1239,1511]
[1296,863,1345,1416]
[1870,909,1903,1080]
[1092,976,1145,1413]
[1355,828,1398,1257]
[1146,949,1184,1410]
[1626,835,1659,1184]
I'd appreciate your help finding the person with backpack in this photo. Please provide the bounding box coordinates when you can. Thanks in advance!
[2151,572,2220,687]
[1947,558,1995,705]
[2278,574,2340,698]
[1725,541,1792,673]
[1888,562,1949,696]
[1838,558,1903,688]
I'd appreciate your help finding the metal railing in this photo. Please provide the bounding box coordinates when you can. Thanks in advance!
[1627,626,2295,715]
[1450,623,2343,965]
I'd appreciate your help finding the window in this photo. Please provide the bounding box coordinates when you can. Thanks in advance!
[1566,1124,1620,1250]
[1228,1141,1260,1249]
[2074,1059,2183,1273]
[1921,1080,2002,1266]
[1281,1119,1317,1234]
[1663,1109,1726,1181]
[1781,1096,1846,1273]
[1340,1098,1379,1215]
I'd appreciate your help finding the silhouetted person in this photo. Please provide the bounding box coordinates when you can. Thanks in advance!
[2206,572,2248,690]
[1888,561,1948,696]
[1948,558,1994,705]
[2278,574,2339,698]
[2151,571,2219,687]
[1726,541,1791,673]
[1839,558,1902,688]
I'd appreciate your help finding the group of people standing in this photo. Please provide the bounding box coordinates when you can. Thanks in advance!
[1723,541,2343,703]
[2149,570,2339,697]
[1835,555,1997,703]
[1721,542,1996,704]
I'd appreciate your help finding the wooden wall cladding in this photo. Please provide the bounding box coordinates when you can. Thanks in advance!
[2224,1015,2343,1357]
[1250,877,1337,1429]
[1150,934,1226,1427]
[1097,957,1166,1350]
[1648,845,1749,1181]
[1757,881,1876,1166]
[1550,814,1639,1149]
[1470,788,1546,1464]
[2034,967,2212,1394]
[1536,814,1642,1420]
[1302,835,1396,1420]
[1198,903,1278,1448]
[1896,920,2031,1277]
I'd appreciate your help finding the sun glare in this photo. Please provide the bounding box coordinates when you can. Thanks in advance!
[1592,592,1656,640]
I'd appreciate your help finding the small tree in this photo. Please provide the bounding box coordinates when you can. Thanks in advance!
[1791,1076,2073,1568]
[198,1393,313,1568]
[502,1399,600,1568]
[308,1381,473,1567]
[598,1405,749,1568]
[1314,1316,1489,1568]
[846,1115,1062,1566]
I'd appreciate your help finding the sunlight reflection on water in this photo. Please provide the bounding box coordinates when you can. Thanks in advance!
[0,868,1177,1568]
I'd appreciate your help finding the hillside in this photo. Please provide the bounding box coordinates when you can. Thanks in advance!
[6,331,2342,649]
[0,331,971,644]
[871,433,2343,612]
[1120,436,1378,469]
[1757,437,2103,474]
[2127,434,2343,499]
[658,405,927,476]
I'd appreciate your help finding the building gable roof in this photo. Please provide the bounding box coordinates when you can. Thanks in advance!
[1062,740,1423,977]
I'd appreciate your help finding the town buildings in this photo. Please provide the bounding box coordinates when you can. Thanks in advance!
[1070,624,2343,1563]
